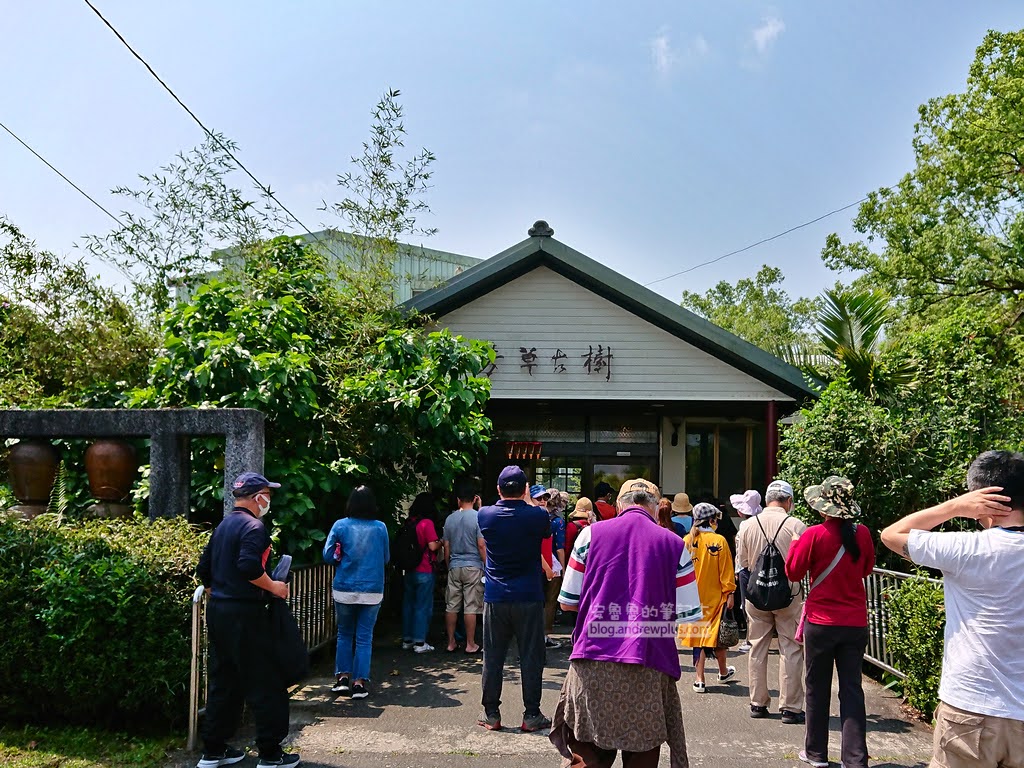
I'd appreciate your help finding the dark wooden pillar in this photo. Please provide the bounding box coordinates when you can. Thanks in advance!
[765,400,779,481]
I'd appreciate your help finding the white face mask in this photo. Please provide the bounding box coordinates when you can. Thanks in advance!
[256,493,271,517]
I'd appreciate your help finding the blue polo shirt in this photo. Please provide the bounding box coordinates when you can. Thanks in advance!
[478,499,551,603]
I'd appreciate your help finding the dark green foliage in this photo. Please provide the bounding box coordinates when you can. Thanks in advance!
[886,576,945,718]
[778,305,1024,556]
[0,516,206,728]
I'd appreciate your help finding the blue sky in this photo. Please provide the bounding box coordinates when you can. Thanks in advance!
[3,1,1023,302]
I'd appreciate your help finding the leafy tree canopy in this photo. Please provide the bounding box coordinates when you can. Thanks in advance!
[823,30,1024,317]
[680,264,816,355]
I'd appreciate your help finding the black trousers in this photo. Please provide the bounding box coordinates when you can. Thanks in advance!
[803,622,869,768]
[481,601,545,720]
[202,600,290,760]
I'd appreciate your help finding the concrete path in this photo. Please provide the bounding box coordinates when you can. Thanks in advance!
[259,626,932,768]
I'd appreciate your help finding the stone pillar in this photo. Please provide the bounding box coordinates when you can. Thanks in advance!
[149,431,191,520]
[223,421,265,517]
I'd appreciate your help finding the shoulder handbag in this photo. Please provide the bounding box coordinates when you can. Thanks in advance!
[794,529,852,644]
[716,609,740,649]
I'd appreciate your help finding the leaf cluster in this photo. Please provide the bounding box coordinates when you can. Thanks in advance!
[0,515,206,728]
[823,30,1024,316]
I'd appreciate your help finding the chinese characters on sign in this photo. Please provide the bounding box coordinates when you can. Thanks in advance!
[482,344,614,381]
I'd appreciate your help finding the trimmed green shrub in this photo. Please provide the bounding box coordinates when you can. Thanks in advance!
[0,515,206,729]
[886,575,945,718]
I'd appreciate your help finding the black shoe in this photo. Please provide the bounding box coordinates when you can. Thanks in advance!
[256,753,300,768]
[749,705,769,719]
[781,709,805,725]
[331,675,350,693]
[197,747,246,768]
[350,682,368,699]
[544,638,562,650]
[520,713,552,732]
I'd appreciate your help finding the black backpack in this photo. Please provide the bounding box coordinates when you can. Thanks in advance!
[393,517,425,572]
[745,515,795,612]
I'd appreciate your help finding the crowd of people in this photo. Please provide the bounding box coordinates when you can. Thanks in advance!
[194,448,1024,768]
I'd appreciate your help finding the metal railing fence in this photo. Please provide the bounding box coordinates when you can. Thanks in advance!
[863,567,941,680]
[187,564,336,750]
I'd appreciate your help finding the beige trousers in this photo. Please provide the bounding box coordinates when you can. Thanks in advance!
[931,701,1024,768]
[745,598,804,712]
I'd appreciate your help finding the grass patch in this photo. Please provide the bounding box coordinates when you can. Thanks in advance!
[0,725,176,768]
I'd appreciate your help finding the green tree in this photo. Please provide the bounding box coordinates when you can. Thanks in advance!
[0,217,153,404]
[84,133,282,318]
[322,88,437,312]
[823,30,1024,317]
[809,288,915,399]
[680,264,815,354]
[133,236,493,554]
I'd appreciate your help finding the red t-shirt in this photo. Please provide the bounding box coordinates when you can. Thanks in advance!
[415,518,439,573]
[595,500,617,521]
[541,535,553,568]
[785,518,875,627]
[565,517,590,556]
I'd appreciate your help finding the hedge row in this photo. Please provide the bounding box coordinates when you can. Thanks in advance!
[886,575,945,718]
[0,515,207,728]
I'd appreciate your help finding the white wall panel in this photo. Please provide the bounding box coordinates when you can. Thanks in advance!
[437,267,794,402]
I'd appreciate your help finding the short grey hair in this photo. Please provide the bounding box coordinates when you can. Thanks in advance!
[765,488,792,505]
[617,490,657,510]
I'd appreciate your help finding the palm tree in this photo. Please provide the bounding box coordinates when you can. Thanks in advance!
[782,288,915,400]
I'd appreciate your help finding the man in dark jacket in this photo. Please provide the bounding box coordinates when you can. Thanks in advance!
[196,472,298,768]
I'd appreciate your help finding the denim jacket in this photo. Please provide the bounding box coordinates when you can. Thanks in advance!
[322,518,390,593]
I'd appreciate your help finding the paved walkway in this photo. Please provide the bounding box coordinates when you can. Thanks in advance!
[190,624,933,768]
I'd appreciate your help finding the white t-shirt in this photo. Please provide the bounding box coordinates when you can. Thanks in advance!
[907,527,1024,720]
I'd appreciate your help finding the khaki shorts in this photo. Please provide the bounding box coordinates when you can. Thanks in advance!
[931,701,1024,768]
[446,566,484,614]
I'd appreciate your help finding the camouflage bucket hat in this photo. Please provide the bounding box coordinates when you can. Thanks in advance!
[804,476,861,519]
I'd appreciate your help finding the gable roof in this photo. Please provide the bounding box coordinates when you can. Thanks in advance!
[404,229,818,401]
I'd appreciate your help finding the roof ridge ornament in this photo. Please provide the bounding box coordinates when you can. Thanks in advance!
[528,220,554,237]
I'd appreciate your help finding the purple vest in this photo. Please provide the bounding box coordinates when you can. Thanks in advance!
[569,507,685,679]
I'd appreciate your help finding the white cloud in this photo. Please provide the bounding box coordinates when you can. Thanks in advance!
[650,28,678,76]
[650,28,709,78]
[752,16,785,54]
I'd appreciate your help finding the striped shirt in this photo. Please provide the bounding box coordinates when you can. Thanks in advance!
[560,525,703,624]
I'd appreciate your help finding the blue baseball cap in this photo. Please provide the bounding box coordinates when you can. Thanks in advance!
[530,483,550,499]
[232,471,281,496]
[497,465,527,489]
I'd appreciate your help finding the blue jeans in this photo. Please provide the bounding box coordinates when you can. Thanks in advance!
[334,601,381,682]
[402,570,435,643]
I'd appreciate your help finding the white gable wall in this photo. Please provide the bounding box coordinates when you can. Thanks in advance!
[437,266,794,402]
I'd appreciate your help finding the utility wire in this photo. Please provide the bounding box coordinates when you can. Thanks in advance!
[83,0,335,253]
[1,119,125,228]
[643,197,868,287]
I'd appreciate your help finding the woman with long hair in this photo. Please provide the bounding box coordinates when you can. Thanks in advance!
[656,497,676,532]
[401,492,442,653]
[323,485,390,699]
[785,477,876,768]
[678,502,737,693]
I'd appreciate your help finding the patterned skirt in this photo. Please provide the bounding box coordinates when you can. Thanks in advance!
[550,659,689,768]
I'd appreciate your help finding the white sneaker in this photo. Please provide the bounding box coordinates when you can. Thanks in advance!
[798,750,828,767]
[413,642,435,653]
[718,666,737,683]
[692,680,706,693]
[737,641,752,653]
[401,641,414,650]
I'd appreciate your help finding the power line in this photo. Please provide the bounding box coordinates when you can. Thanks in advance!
[0,119,125,228]
[643,197,868,287]
[82,0,333,252]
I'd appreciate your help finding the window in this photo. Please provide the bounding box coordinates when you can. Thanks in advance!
[684,422,765,500]
[534,458,583,496]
